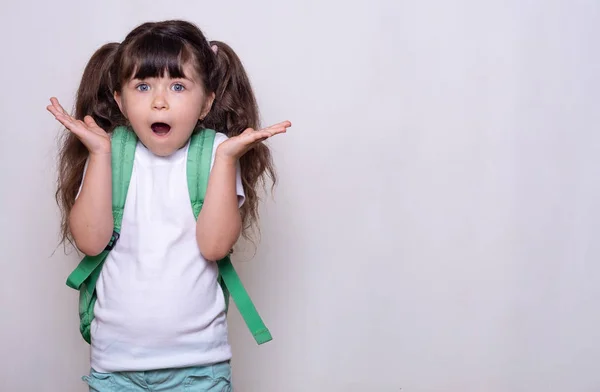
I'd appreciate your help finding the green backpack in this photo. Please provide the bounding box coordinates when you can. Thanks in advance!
[65,126,272,345]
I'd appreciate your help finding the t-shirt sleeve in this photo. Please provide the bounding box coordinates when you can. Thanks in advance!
[75,156,90,200]
[211,132,246,207]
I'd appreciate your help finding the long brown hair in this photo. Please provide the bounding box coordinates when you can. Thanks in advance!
[56,20,275,247]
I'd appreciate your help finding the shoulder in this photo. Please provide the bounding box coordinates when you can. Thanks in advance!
[213,131,229,145]
[210,131,230,154]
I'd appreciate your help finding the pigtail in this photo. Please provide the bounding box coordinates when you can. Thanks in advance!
[203,41,277,241]
[73,42,124,130]
[203,41,259,134]
[56,42,123,247]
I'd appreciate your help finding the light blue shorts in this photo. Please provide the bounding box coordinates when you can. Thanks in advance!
[82,361,232,391]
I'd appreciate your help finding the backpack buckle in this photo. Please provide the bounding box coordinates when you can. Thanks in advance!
[104,231,120,251]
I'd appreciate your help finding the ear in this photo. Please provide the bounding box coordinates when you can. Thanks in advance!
[114,91,126,117]
[199,92,216,120]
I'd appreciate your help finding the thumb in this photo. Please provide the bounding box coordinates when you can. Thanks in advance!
[84,115,104,132]
[83,115,96,127]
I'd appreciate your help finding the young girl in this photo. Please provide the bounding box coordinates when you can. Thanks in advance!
[48,19,290,391]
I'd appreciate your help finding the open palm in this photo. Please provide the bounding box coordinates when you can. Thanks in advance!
[217,121,292,160]
[47,97,111,155]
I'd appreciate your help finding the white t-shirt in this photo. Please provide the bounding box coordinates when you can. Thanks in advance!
[77,132,244,373]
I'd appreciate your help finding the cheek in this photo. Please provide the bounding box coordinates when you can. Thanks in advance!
[121,96,145,118]
[174,98,204,119]
[119,95,133,116]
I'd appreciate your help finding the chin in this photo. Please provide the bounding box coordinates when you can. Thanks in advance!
[151,148,175,157]
[149,140,182,157]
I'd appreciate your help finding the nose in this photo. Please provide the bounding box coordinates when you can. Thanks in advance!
[152,92,169,110]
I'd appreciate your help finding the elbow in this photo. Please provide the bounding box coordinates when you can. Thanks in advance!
[74,239,107,257]
[197,233,238,261]
[199,243,232,261]
[71,225,114,257]
[69,213,114,257]
[200,251,230,262]
[196,218,241,261]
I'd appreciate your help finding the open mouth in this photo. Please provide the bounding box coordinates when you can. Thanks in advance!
[151,122,171,136]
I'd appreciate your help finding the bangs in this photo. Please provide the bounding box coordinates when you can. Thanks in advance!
[121,33,195,81]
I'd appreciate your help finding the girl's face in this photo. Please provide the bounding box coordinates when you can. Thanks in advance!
[114,62,214,157]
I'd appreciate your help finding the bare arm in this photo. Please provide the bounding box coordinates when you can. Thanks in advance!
[195,121,291,261]
[196,154,242,261]
[47,97,113,256]
[70,153,114,255]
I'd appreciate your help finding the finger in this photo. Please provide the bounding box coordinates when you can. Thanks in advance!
[83,115,102,131]
[47,104,75,124]
[50,97,68,115]
[47,104,61,117]
[268,126,288,136]
[241,135,269,149]
[75,120,93,133]
[52,112,90,138]
[53,114,84,136]
[237,127,286,147]
[49,97,61,111]
[249,128,285,142]
[56,113,79,129]
[47,101,64,117]
[248,130,274,140]
[260,126,288,138]
[48,108,71,124]
[263,120,292,130]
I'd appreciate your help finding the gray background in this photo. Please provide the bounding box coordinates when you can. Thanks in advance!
[1,0,599,390]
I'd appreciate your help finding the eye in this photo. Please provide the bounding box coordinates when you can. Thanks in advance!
[172,83,185,92]
[136,83,149,92]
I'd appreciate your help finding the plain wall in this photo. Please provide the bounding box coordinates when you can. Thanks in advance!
[1,0,600,391]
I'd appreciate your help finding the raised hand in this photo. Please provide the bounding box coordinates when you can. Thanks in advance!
[47,97,111,155]
[216,121,292,161]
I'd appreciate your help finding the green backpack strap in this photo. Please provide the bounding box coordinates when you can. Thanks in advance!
[187,128,273,345]
[65,126,136,343]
